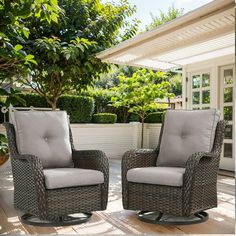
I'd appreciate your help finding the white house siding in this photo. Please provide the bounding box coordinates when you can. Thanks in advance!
[182,54,235,171]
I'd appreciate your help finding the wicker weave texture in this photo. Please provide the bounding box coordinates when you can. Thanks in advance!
[4,122,109,221]
[122,120,226,216]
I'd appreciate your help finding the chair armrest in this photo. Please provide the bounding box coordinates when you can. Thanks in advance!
[72,150,109,209]
[12,154,47,219]
[184,151,217,186]
[72,150,109,173]
[185,151,217,175]
[183,151,218,215]
[122,149,158,172]
[121,149,158,209]
[14,154,45,182]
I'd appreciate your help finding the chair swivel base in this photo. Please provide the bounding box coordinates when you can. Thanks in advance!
[21,212,92,227]
[138,211,208,225]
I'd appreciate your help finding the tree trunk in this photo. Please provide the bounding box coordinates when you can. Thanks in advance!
[51,102,57,111]
[141,117,145,148]
[45,97,58,111]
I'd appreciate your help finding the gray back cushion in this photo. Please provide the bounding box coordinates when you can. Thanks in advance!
[157,109,220,167]
[12,111,73,168]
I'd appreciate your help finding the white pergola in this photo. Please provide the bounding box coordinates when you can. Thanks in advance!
[97,0,235,71]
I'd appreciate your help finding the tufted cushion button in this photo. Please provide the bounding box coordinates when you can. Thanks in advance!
[181,132,187,138]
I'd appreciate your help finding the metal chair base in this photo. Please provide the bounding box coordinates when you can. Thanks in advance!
[21,212,92,227]
[138,211,209,225]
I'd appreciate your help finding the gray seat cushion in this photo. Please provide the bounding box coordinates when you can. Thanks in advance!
[157,109,220,167]
[43,168,104,189]
[12,111,73,168]
[127,167,185,187]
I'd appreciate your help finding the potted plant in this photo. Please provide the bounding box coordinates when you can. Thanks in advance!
[0,133,9,166]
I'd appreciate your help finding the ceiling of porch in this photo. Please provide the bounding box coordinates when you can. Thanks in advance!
[97,0,235,70]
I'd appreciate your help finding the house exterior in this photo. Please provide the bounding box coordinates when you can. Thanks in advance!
[97,0,235,171]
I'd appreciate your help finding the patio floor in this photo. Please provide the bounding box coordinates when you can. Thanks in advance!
[0,159,235,235]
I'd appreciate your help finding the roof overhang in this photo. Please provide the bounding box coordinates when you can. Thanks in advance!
[97,0,235,71]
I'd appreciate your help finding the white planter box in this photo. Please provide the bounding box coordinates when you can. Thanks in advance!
[0,123,162,159]
[71,123,161,158]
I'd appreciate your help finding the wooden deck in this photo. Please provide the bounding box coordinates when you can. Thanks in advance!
[0,159,235,235]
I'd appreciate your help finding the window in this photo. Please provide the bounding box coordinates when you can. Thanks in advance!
[191,72,210,109]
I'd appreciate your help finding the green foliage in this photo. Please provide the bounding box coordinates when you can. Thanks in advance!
[111,69,174,147]
[0,133,8,155]
[19,0,139,109]
[22,36,96,109]
[145,5,183,31]
[169,74,182,96]
[15,93,94,123]
[128,113,140,122]
[0,0,61,81]
[92,113,117,124]
[111,69,174,120]
[0,87,26,107]
[145,112,164,123]
[16,93,49,107]
[81,87,114,113]
[57,95,94,123]
[96,65,138,89]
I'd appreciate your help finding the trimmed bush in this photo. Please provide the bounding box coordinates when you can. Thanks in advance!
[145,112,164,123]
[15,93,94,123]
[57,95,94,123]
[92,113,117,124]
[128,113,140,122]
[16,93,49,108]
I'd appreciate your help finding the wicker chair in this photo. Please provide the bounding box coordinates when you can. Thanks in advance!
[122,109,226,225]
[4,110,109,226]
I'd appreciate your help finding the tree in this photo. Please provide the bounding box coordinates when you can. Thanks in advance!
[111,69,174,148]
[145,5,184,31]
[0,0,61,82]
[169,73,182,96]
[19,0,139,109]
[26,36,96,110]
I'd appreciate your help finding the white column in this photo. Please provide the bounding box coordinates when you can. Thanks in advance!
[182,66,187,109]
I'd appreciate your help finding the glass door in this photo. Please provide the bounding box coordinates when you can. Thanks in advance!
[219,65,235,171]
[190,72,211,110]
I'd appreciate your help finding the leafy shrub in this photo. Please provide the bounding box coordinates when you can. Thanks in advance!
[81,88,114,113]
[128,113,140,122]
[17,93,49,108]
[145,112,164,123]
[0,133,8,155]
[92,113,117,124]
[82,88,130,123]
[57,95,94,123]
[15,93,94,123]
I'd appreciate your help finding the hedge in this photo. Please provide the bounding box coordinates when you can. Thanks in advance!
[92,113,117,124]
[128,113,140,122]
[145,112,164,123]
[17,93,49,108]
[15,93,94,123]
[58,95,94,123]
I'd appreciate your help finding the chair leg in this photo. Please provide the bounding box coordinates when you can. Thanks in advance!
[138,211,208,225]
[21,212,92,227]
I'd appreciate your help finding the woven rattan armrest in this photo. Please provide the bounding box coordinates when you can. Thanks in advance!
[72,149,109,173]
[121,149,158,209]
[183,151,218,215]
[14,154,45,181]
[122,149,158,173]
[12,154,47,218]
[72,149,109,210]
[184,151,217,176]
